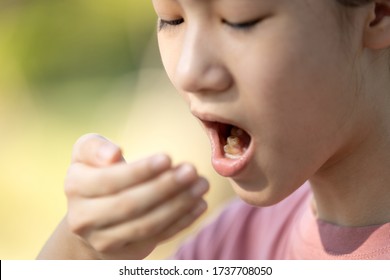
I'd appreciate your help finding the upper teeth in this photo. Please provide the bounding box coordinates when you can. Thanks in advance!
[231,127,244,137]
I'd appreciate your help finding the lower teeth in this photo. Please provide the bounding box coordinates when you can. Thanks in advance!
[224,127,246,159]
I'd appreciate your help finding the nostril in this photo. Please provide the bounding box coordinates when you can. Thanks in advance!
[175,41,233,94]
[178,66,233,94]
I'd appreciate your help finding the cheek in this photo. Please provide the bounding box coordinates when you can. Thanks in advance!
[236,34,358,189]
[241,30,354,141]
[253,63,351,154]
[158,37,192,104]
[158,39,176,83]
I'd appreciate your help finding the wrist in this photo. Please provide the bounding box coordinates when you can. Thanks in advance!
[37,217,101,260]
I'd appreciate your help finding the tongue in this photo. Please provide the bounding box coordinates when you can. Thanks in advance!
[223,127,249,159]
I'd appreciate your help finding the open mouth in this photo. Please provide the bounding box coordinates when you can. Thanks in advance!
[192,112,254,177]
[204,121,252,160]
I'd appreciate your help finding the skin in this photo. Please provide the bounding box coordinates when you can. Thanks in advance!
[38,0,390,259]
[38,134,209,259]
[155,0,390,225]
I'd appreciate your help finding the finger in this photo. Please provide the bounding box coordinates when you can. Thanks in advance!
[84,194,208,253]
[73,175,209,230]
[65,154,172,197]
[71,133,124,166]
[156,199,208,242]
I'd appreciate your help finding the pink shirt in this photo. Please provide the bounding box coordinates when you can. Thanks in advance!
[173,182,390,259]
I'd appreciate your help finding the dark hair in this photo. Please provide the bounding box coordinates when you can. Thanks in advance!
[335,0,374,30]
[337,0,373,6]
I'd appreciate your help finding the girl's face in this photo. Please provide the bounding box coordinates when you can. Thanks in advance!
[152,0,370,205]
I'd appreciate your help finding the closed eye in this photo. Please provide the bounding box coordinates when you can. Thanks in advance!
[159,18,184,31]
[222,18,261,30]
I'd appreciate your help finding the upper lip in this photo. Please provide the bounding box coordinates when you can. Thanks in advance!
[190,109,246,131]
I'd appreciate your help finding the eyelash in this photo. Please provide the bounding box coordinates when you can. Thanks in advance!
[223,18,261,30]
[158,17,261,31]
[158,18,184,31]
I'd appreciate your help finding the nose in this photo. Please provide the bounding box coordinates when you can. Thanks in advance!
[174,26,233,95]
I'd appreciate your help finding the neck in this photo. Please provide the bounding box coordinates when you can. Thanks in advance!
[310,113,390,227]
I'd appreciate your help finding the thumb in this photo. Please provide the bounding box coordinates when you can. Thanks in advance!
[71,133,125,167]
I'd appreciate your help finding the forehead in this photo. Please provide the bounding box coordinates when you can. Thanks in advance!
[151,0,336,22]
[151,0,326,12]
[152,0,284,12]
[153,0,280,6]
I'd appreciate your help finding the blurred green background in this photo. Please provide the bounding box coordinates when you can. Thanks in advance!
[0,0,233,259]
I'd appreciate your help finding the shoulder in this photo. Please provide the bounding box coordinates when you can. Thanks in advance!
[173,183,312,259]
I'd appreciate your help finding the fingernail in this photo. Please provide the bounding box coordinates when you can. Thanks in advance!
[150,154,170,172]
[190,179,209,197]
[97,142,118,162]
[175,164,195,184]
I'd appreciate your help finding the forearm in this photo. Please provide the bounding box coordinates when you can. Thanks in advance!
[37,217,101,260]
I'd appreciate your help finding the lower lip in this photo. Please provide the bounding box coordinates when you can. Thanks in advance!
[208,129,254,178]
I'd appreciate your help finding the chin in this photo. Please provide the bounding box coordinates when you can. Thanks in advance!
[229,178,298,207]
[231,180,286,207]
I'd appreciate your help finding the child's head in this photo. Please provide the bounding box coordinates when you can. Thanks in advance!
[152,0,390,206]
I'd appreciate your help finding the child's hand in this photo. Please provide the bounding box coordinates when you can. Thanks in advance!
[64,134,209,259]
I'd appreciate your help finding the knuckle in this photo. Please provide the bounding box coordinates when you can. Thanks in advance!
[176,191,197,210]
[94,169,117,194]
[133,222,160,239]
[127,165,148,183]
[176,199,194,214]
[116,196,138,218]
[63,164,83,197]
[159,170,178,189]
